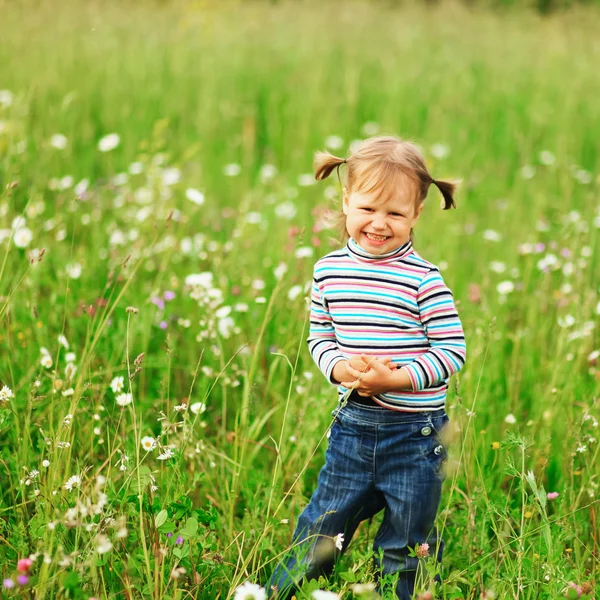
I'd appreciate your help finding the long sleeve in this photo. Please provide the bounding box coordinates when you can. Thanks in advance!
[401,269,467,392]
[307,272,346,384]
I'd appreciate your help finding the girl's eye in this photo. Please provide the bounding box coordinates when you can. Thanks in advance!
[391,213,403,217]
[360,208,374,212]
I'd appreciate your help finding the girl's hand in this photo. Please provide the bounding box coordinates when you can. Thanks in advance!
[347,355,397,373]
[340,354,398,397]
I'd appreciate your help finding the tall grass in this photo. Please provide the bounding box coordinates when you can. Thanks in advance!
[0,1,599,598]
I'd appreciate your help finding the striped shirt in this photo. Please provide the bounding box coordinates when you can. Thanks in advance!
[307,237,467,412]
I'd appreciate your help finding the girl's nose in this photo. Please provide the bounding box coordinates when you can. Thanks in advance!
[371,215,387,230]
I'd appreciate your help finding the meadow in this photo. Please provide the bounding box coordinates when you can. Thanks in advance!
[0,1,599,598]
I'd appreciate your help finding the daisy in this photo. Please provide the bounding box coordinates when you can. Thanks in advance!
[233,582,266,600]
[0,385,13,401]
[141,436,157,451]
[116,393,133,407]
[110,376,125,394]
[64,475,81,491]
[157,448,175,461]
[98,133,120,152]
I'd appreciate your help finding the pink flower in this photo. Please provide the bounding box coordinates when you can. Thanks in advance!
[16,575,28,586]
[547,491,559,500]
[163,290,176,301]
[565,582,582,597]
[415,543,430,558]
[17,558,33,573]
[159,321,168,330]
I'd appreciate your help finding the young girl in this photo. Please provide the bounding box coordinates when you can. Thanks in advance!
[267,136,467,599]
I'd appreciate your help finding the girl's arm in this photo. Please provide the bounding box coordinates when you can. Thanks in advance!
[400,268,467,391]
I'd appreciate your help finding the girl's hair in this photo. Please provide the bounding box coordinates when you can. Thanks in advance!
[313,135,459,243]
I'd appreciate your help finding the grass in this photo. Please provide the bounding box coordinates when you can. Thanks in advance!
[0,0,599,598]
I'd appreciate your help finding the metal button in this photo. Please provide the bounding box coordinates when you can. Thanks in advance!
[421,426,432,436]
[434,445,444,455]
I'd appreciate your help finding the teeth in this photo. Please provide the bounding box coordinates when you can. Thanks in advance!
[365,233,388,241]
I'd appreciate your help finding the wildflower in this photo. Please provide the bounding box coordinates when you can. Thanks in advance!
[298,174,316,187]
[173,403,188,413]
[295,247,314,259]
[0,385,14,401]
[96,534,113,554]
[3,578,15,589]
[483,229,502,242]
[491,441,501,450]
[62,388,74,397]
[351,583,376,594]
[223,163,241,177]
[430,143,450,159]
[65,363,77,380]
[190,402,206,415]
[333,533,344,551]
[17,558,33,573]
[14,228,33,248]
[66,263,82,279]
[126,306,138,314]
[505,414,517,424]
[564,582,583,597]
[50,134,68,149]
[157,448,175,461]
[547,492,559,500]
[164,290,176,301]
[98,133,120,152]
[57,334,69,350]
[497,281,514,295]
[16,575,29,585]
[287,285,303,301]
[64,474,81,491]
[141,436,157,451]
[175,535,184,545]
[415,542,430,558]
[116,393,133,407]
[42,460,50,468]
[259,164,277,181]
[40,355,53,368]
[311,592,340,600]
[233,581,266,600]
[171,566,187,579]
[110,376,124,394]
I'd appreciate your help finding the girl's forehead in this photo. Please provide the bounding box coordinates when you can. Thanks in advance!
[349,189,416,211]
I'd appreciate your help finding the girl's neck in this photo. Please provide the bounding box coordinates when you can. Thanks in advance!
[347,237,413,263]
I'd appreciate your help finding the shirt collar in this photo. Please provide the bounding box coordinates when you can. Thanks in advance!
[347,237,413,263]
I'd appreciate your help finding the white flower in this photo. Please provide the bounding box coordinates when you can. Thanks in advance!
[521,165,536,179]
[116,393,133,407]
[297,174,316,187]
[274,201,297,220]
[185,272,213,288]
[74,179,89,196]
[223,163,241,177]
[325,135,344,150]
[190,402,206,415]
[287,285,303,301]
[41,355,53,368]
[218,316,236,338]
[351,583,376,594]
[539,150,555,166]
[157,448,175,461]
[50,134,68,150]
[0,385,13,402]
[110,376,125,394]
[496,281,514,295]
[186,188,205,205]
[312,591,340,600]
[98,133,120,152]
[483,229,502,242]
[333,532,344,551]
[0,90,14,107]
[66,263,82,279]
[430,143,450,159]
[489,261,506,273]
[96,534,112,554]
[295,247,314,259]
[141,436,157,451]
[274,262,288,280]
[234,303,248,312]
[362,121,380,136]
[64,474,81,491]
[58,334,69,350]
[173,403,188,412]
[163,167,181,186]
[259,164,277,182]
[557,315,575,328]
[505,414,517,424]
[233,582,266,600]
[42,460,50,468]
[11,216,26,230]
[62,388,74,397]
[14,227,33,248]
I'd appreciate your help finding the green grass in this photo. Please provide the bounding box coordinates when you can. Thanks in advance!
[0,1,599,598]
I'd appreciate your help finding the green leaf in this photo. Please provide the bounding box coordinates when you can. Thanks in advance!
[179,516,199,539]
[155,509,168,528]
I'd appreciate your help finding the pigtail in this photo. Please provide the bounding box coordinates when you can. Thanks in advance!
[314,151,346,181]
[431,178,460,210]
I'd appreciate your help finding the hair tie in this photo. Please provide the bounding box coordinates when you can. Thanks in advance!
[430,177,436,186]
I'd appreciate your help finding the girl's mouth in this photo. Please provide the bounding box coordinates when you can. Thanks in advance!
[364,232,389,244]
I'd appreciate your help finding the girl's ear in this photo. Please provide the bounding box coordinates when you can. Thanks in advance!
[413,201,425,223]
[342,188,349,215]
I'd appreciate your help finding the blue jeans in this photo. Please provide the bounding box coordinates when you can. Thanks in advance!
[266,399,450,600]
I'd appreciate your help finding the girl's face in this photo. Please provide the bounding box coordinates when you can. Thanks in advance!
[343,185,423,254]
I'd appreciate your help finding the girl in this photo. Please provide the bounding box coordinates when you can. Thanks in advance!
[267,136,467,599]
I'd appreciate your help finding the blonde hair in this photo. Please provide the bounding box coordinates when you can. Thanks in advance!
[313,135,459,243]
